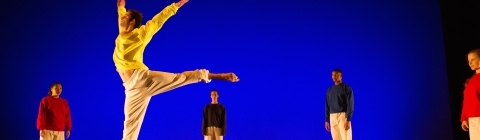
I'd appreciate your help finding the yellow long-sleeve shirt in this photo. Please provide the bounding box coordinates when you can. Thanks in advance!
[113,3,179,70]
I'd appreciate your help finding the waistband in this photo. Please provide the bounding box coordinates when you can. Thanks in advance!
[122,69,148,87]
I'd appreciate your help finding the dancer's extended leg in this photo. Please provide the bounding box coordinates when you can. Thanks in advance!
[122,69,238,140]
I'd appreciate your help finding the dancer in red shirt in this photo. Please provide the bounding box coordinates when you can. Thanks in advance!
[36,82,72,140]
[461,49,480,139]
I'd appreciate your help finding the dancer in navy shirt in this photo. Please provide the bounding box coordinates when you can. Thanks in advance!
[325,68,354,140]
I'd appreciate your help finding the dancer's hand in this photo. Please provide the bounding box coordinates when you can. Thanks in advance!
[117,0,125,7]
[344,121,351,130]
[66,131,71,138]
[176,0,189,8]
[224,73,239,82]
[462,121,469,131]
[325,122,330,132]
[39,130,45,137]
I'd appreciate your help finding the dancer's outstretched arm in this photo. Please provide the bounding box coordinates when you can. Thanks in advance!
[209,73,239,82]
[142,0,189,40]
[175,0,189,8]
[117,0,126,32]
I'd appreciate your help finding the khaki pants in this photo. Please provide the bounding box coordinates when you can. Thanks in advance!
[329,112,352,140]
[204,126,223,140]
[469,117,480,140]
[122,69,211,140]
[40,130,64,140]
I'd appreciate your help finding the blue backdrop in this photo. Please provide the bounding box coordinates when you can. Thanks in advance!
[1,0,452,139]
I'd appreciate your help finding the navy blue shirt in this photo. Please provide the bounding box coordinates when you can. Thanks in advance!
[325,83,354,121]
[202,103,226,135]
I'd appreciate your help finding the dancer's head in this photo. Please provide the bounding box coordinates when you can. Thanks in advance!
[48,82,63,98]
[120,9,143,32]
[332,68,343,84]
[467,49,480,72]
[210,89,219,103]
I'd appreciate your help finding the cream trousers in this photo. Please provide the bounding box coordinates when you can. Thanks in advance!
[204,126,223,140]
[329,112,352,140]
[122,69,210,140]
[469,117,480,140]
[40,130,64,140]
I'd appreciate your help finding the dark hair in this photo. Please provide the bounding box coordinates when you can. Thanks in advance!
[332,68,342,74]
[467,49,480,60]
[127,9,143,29]
[211,89,219,95]
[48,82,62,95]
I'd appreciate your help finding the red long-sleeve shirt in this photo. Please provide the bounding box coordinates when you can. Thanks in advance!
[36,96,72,131]
[461,73,480,122]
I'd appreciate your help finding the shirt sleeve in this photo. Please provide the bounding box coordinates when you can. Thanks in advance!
[141,3,179,41]
[202,105,207,135]
[325,89,330,122]
[346,86,354,121]
[36,98,47,130]
[118,6,127,33]
[462,78,471,122]
[221,106,226,136]
[461,99,468,122]
[65,100,72,131]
